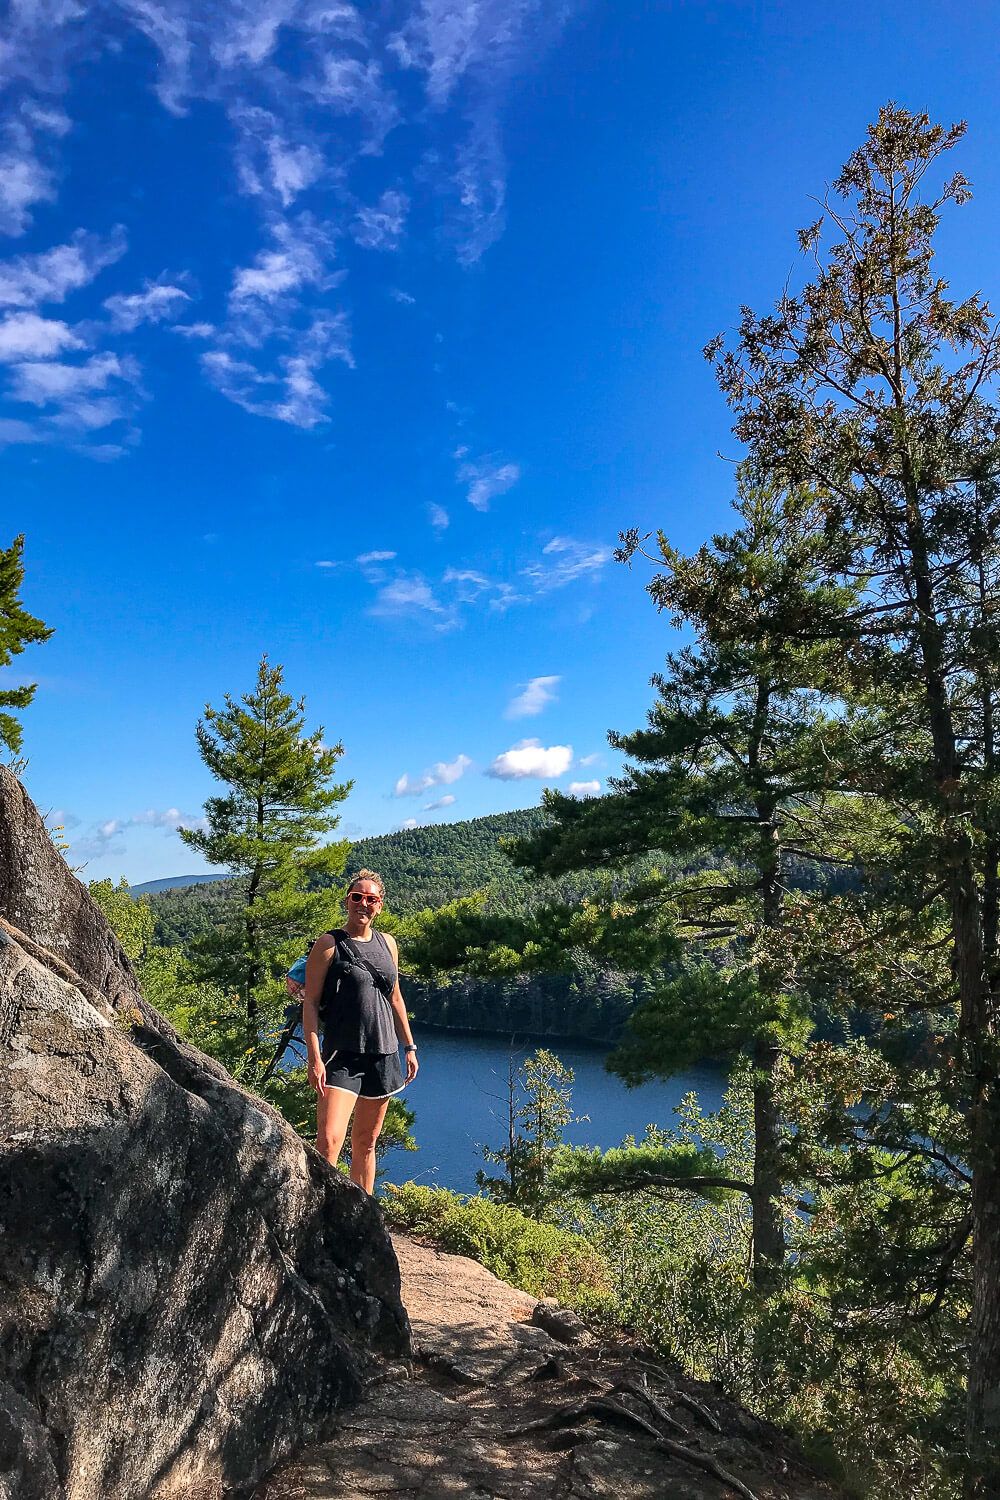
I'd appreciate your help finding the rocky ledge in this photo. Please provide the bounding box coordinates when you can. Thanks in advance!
[0,766,409,1500]
[257,1235,841,1500]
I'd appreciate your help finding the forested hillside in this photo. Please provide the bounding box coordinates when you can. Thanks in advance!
[148,805,665,940]
[145,806,670,1044]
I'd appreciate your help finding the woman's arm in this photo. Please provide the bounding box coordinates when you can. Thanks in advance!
[383,933,419,1083]
[303,933,337,1095]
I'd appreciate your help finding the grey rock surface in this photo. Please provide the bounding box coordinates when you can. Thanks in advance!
[0,766,409,1500]
[258,1236,843,1500]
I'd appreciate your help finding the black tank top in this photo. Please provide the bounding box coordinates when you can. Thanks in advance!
[320,927,398,1054]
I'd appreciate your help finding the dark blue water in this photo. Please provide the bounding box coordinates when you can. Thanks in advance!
[379,1031,728,1193]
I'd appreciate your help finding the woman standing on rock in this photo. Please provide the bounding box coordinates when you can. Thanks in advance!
[302,869,418,1193]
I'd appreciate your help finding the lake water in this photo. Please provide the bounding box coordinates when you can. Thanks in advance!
[378,1030,728,1193]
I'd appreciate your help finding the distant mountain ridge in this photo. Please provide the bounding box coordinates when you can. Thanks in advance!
[142,806,570,949]
[131,872,233,897]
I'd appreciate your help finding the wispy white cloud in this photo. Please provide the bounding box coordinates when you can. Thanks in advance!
[451,114,506,265]
[577,751,601,767]
[567,780,600,798]
[3,347,141,442]
[104,280,192,331]
[423,792,456,811]
[486,738,572,781]
[390,287,416,305]
[363,536,605,633]
[352,189,409,250]
[390,0,563,106]
[7,351,128,406]
[0,228,127,308]
[68,803,206,861]
[0,417,41,446]
[229,218,330,317]
[442,566,489,602]
[173,320,215,339]
[458,453,520,510]
[394,752,472,797]
[311,53,400,152]
[389,0,575,262]
[202,309,351,427]
[368,572,458,630]
[506,674,560,719]
[0,312,84,361]
[427,502,449,530]
[522,537,612,591]
[0,139,54,237]
[357,549,397,565]
[0,0,580,449]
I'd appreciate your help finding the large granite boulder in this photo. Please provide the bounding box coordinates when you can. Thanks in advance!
[0,767,409,1500]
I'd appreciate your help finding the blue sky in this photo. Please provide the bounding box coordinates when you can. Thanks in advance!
[4,0,1000,883]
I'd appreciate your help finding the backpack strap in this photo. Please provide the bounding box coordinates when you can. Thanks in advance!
[333,929,396,1000]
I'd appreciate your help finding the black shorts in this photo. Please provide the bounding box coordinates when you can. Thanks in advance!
[321,1047,405,1100]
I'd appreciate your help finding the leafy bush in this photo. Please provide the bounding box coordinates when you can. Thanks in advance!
[379,1183,608,1304]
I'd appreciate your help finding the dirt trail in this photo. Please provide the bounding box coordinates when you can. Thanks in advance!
[256,1234,840,1500]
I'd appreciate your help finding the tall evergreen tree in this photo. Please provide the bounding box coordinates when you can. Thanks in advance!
[707,104,1000,1491]
[511,475,856,1288]
[180,656,350,1047]
[0,534,52,756]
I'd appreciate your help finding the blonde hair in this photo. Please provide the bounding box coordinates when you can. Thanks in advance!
[346,868,386,902]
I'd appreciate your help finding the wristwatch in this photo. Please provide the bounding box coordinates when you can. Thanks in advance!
[404,1044,417,1053]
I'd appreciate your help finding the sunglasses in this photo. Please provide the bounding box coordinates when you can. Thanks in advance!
[348,891,381,904]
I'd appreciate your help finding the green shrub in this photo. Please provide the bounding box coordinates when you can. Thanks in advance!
[380,1182,608,1304]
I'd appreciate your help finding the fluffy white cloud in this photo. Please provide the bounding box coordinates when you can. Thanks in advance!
[357,549,396,565]
[506,674,560,719]
[399,817,419,830]
[0,312,83,361]
[458,454,520,511]
[486,739,572,781]
[567,780,600,798]
[0,228,127,308]
[104,281,191,331]
[394,753,472,797]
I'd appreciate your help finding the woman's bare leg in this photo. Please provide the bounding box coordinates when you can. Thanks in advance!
[349,1097,391,1194]
[316,1087,357,1167]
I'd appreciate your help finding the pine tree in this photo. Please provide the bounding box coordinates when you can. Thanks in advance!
[477,1048,579,1219]
[0,534,52,756]
[180,656,351,1050]
[510,475,859,1289]
[707,104,1000,1492]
